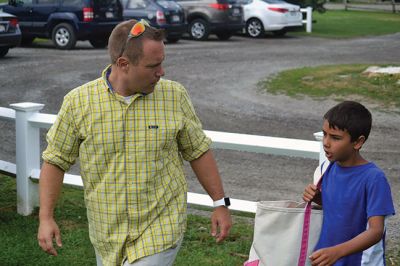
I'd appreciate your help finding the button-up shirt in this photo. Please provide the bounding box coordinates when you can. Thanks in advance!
[42,66,212,265]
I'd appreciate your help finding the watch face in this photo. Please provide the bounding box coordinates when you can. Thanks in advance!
[224,197,231,206]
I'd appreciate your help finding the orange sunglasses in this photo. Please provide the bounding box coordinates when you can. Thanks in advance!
[118,19,150,58]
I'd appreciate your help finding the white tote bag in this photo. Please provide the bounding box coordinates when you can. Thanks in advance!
[244,162,330,266]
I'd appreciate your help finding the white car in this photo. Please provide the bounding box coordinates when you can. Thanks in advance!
[242,0,303,38]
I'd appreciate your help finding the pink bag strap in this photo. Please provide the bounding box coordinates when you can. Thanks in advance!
[297,161,328,266]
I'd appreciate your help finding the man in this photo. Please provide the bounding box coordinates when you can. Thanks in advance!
[37,19,232,266]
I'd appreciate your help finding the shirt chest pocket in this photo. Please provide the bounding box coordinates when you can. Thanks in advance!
[144,120,178,155]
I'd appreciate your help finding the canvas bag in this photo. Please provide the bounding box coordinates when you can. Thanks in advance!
[244,161,330,266]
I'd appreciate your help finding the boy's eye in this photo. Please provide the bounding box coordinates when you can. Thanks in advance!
[332,136,341,140]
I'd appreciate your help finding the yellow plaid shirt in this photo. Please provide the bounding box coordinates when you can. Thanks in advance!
[42,66,212,266]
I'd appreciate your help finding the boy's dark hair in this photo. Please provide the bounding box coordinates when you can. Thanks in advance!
[324,101,372,142]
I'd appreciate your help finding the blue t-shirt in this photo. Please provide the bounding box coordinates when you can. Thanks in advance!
[315,162,395,266]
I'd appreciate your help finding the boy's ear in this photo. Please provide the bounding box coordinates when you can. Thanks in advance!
[353,135,366,150]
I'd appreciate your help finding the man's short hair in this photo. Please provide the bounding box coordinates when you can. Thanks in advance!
[324,101,372,142]
[108,19,165,65]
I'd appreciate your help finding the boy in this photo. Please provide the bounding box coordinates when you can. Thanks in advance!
[303,101,395,266]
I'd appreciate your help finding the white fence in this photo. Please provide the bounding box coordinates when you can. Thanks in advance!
[301,7,313,33]
[0,102,325,216]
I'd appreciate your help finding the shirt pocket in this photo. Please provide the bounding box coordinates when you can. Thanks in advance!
[144,118,180,161]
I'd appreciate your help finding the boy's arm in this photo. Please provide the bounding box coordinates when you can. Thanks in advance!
[309,216,385,266]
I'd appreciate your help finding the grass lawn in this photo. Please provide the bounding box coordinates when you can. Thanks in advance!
[1,173,400,265]
[295,10,400,38]
[0,174,253,265]
[259,64,400,110]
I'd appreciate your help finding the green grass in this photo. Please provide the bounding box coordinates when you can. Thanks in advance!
[259,64,400,109]
[296,10,400,38]
[1,173,399,265]
[0,174,253,265]
[0,174,95,265]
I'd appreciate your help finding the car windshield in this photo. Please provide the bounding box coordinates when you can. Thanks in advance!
[155,0,180,9]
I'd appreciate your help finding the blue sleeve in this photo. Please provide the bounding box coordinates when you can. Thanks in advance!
[366,172,395,218]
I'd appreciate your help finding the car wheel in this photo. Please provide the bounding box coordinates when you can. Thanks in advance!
[166,36,181,43]
[246,18,264,38]
[89,39,108,49]
[0,47,9,58]
[52,23,77,50]
[216,32,232,41]
[189,19,210,41]
[272,29,287,37]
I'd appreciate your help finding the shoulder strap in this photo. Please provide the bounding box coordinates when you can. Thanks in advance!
[298,160,330,266]
[313,160,330,186]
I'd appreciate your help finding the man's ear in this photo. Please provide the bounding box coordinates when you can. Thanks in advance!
[116,57,130,72]
[353,135,366,150]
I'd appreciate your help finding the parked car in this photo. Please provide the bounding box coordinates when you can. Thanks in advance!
[0,11,21,58]
[242,0,302,38]
[2,0,123,50]
[175,0,244,41]
[122,0,186,43]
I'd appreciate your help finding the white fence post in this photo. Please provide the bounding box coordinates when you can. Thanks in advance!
[313,131,326,165]
[301,7,313,33]
[10,102,44,216]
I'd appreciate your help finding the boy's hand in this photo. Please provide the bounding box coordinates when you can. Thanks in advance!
[303,184,319,202]
[309,247,341,266]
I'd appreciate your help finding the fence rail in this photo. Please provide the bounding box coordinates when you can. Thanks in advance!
[0,102,325,216]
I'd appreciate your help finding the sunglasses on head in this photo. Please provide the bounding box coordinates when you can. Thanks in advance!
[118,19,151,58]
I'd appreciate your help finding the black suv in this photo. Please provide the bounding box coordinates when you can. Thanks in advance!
[175,0,244,41]
[3,0,123,49]
[122,0,186,43]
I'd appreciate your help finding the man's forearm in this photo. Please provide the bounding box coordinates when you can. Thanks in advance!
[190,149,225,200]
[39,161,65,220]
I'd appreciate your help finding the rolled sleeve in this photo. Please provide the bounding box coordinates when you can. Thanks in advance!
[177,87,211,161]
[42,95,80,172]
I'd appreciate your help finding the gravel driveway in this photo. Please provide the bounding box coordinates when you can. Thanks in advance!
[0,33,399,252]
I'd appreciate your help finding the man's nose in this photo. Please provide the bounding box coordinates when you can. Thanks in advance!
[156,66,165,77]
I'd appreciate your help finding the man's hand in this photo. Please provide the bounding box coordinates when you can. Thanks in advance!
[211,206,232,243]
[37,218,62,256]
[309,247,341,266]
[303,184,319,203]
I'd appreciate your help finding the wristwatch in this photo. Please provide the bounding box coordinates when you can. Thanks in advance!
[213,197,231,208]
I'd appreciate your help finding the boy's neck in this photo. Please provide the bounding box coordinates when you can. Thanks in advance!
[336,152,369,167]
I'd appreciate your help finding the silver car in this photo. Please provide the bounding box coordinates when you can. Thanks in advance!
[175,0,244,41]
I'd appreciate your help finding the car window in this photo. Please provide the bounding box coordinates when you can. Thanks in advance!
[127,0,146,8]
[37,0,58,4]
[62,0,83,6]
[15,0,34,5]
[217,0,237,4]
[261,0,286,3]
[156,0,180,9]
[95,0,121,8]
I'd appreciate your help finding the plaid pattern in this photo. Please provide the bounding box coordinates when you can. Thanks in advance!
[42,66,212,266]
